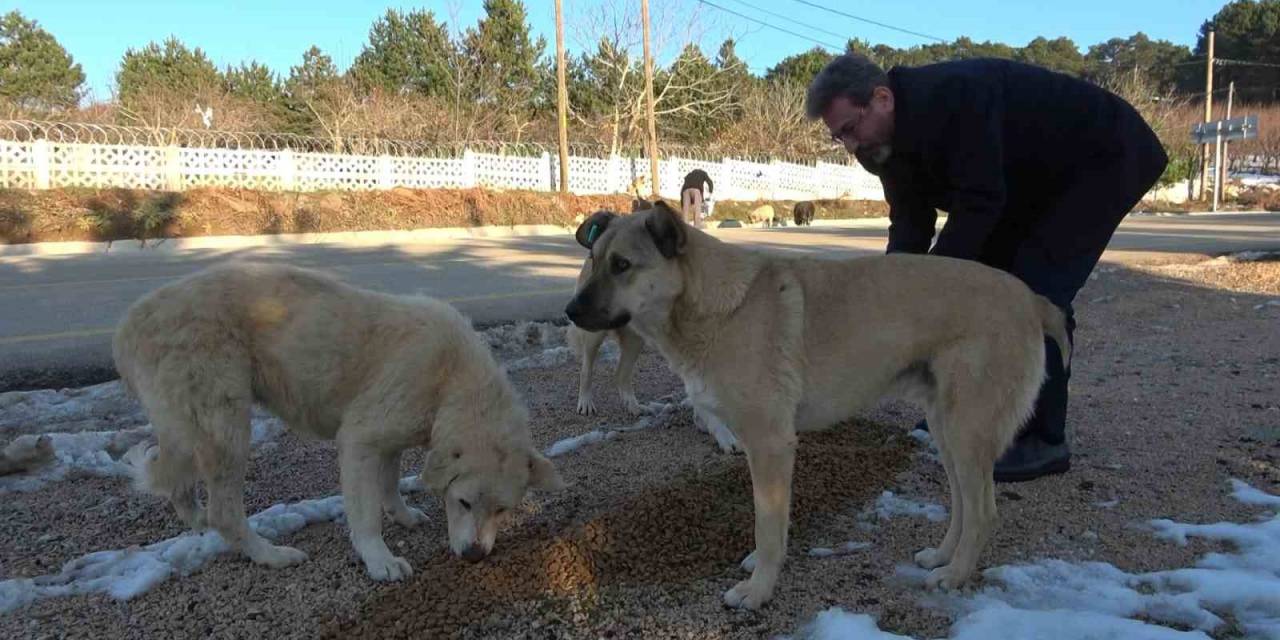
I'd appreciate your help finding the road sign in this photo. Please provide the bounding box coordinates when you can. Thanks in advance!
[1191,114,1259,144]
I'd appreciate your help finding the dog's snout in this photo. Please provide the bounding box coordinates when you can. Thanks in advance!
[461,544,487,563]
[564,295,585,322]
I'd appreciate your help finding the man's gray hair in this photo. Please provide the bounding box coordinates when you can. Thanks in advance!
[804,53,889,119]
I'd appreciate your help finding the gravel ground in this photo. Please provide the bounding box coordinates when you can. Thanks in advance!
[1,252,1278,639]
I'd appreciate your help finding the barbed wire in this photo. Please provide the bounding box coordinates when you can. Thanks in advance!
[0,120,853,165]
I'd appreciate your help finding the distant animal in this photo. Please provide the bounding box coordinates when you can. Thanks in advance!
[793,201,816,226]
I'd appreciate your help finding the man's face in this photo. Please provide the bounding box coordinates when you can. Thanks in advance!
[821,88,894,165]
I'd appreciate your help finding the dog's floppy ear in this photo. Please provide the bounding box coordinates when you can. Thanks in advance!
[645,200,687,259]
[421,448,457,493]
[527,450,566,492]
[575,210,617,249]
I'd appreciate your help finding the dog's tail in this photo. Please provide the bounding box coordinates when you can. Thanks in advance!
[1035,295,1072,370]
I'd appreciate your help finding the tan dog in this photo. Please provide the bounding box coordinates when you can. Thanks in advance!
[113,262,563,582]
[568,248,742,454]
[564,202,1068,609]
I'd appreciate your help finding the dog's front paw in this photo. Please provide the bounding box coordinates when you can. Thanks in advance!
[390,506,427,528]
[577,394,597,416]
[363,553,413,582]
[249,543,309,569]
[924,564,972,591]
[706,420,742,454]
[621,392,643,416]
[914,547,949,570]
[723,576,775,610]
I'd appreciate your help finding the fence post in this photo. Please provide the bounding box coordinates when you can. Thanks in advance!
[378,154,393,190]
[279,149,296,191]
[163,146,183,191]
[461,149,476,188]
[540,152,554,192]
[33,139,51,189]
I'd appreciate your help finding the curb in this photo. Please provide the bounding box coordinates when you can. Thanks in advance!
[0,218,899,258]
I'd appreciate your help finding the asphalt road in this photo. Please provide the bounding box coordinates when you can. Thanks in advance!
[1,213,1277,390]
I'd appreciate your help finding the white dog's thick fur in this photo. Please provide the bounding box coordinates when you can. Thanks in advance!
[113,262,563,581]
[566,202,1069,609]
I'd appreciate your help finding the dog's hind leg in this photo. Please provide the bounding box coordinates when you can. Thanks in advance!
[198,399,308,569]
[914,405,963,570]
[723,413,797,610]
[380,450,425,528]
[129,402,206,530]
[615,329,644,415]
[340,431,412,581]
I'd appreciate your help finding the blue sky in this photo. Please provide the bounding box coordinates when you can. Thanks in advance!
[17,0,1229,101]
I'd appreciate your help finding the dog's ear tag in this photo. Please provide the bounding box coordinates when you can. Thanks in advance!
[586,223,601,246]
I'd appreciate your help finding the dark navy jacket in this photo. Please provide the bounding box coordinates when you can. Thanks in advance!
[870,58,1161,259]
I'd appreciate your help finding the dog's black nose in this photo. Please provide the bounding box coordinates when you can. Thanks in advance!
[461,544,487,563]
[564,296,584,323]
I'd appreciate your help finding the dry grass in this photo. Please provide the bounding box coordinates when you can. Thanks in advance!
[0,188,895,244]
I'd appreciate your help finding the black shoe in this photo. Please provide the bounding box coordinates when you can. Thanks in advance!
[993,438,1071,483]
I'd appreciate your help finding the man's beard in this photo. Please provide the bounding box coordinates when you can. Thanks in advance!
[854,143,892,174]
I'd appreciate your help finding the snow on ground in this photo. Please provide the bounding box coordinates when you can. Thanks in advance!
[871,492,948,523]
[784,479,1280,640]
[0,381,144,436]
[0,472,432,614]
[480,320,566,355]
[545,397,682,458]
[0,414,286,494]
[504,346,576,372]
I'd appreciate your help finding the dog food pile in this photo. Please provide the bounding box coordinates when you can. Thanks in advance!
[322,421,913,638]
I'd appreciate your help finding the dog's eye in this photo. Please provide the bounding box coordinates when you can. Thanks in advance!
[459,499,471,511]
[611,256,631,274]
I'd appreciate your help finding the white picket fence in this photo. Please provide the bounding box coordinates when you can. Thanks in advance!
[0,139,886,202]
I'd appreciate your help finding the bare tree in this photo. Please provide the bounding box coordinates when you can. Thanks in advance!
[567,0,740,154]
[710,81,829,158]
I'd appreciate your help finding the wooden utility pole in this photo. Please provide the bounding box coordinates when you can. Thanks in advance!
[1221,80,1235,196]
[641,0,659,199]
[554,0,569,193]
[1198,30,1214,201]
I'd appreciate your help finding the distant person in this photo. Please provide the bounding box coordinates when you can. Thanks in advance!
[680,169,715,228]
[806,54,1168,482]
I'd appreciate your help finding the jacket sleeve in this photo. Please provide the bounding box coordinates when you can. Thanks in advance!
[928,79,1007,260]
[705,174,714,193]
[882,165,936,254]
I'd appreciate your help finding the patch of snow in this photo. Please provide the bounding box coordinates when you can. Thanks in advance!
[0,381,146,436]
[786,607,914,640]
[0,413,286,494]
[808,541,872,558]
[1205,250,1280,265]
[545,397,681,458]
[0,473,433,613]
[503,346,575,372]
[874,492,948,523]
[481,321,566,354]
[785,479,1280,639]
[546,429,617,457]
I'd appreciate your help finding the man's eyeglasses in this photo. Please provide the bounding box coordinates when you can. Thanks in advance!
[828,110,864,144]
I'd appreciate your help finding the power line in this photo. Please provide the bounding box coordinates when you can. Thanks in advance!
[722,0,853,47]
[697,0,845,52]
[789,0,947,43]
